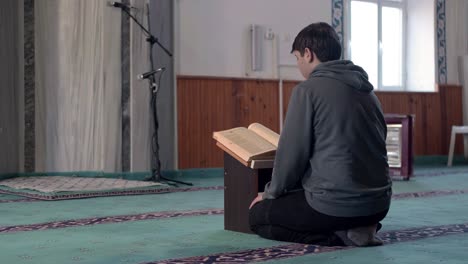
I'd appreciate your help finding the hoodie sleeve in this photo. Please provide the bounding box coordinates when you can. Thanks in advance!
[263,85,314,199]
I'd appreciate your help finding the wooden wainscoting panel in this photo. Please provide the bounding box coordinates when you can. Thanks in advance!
[282,80,300,119]
[377,92,425,155]
[439,84,464,155]
[178,76,463,168]
[236,79,280,133]
[423,93,443,154]
[178,78,236,168]
[177,76,280,169]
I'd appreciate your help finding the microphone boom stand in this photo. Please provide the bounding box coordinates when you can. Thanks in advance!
[122,6,192,186]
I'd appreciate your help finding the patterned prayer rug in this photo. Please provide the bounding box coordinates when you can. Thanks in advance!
[0,176,216,201]
[0,176,163,192]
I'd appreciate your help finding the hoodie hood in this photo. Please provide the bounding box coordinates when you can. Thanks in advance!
[310,60,374,92]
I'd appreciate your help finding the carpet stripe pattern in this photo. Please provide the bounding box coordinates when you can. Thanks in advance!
[0,209,224,234]
[1,188,467,233]
[150,223,468,264]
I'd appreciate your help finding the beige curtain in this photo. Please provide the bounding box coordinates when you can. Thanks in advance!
[35,0,122,172]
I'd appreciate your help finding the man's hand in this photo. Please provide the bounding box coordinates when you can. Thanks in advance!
[249,192,264,209]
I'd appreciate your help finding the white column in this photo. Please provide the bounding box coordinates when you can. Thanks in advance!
[0,0,20,174]
[460,56,468,157]
[446,0,468,84]
[129,0,152,171]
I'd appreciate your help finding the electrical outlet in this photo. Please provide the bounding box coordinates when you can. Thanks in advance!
[265,28,274,40]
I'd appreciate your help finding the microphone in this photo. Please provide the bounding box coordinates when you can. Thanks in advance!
[138,68,166,80]
[107,1,137,10]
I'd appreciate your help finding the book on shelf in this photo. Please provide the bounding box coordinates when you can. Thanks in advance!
[213,123,279,168]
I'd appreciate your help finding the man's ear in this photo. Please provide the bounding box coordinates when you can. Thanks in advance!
[304,48,314,63]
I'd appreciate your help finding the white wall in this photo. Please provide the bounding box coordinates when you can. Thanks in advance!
[176,0,466,86]
[406,0,435,91]
[176,0,332,80]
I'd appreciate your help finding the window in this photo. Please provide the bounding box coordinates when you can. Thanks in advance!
[346,0,405,90]
[346,0,436,91]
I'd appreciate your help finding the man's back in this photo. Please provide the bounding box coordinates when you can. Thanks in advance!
[251,22,390,247]
[299,60,391,217]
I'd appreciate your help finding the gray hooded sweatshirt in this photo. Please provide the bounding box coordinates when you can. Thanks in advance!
[263,60,392,217]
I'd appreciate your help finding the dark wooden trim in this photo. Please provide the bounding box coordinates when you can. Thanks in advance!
[24,0,35,172]
[177,75,299,83]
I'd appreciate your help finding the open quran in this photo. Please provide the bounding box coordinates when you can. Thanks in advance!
[213,123,279,168]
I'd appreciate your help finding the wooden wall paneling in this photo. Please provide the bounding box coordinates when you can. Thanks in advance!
[177,76,463,169]
[423,93,443,154]
[377,92,430,155]
[439,85,464,155]
[177,77,281,169]
[282,81,299,120]
[408,93,427,155]
[236,80,280,133]
[177,78,236,168]
[177,78,198,168]
[210,79,240,167]
[406,93,427,154]
[438,85,448,155]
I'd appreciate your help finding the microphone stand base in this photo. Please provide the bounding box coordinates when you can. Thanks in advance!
[144,171,193,187]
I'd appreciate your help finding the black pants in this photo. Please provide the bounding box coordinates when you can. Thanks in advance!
[249,190,388,245]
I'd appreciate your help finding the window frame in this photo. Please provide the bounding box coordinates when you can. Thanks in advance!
[344,0,407,91]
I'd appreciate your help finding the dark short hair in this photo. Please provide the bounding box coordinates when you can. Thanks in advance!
[291,22,342,62]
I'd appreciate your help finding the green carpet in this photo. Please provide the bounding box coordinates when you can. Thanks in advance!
[1,162,468,263]
[4,167,468,227]
[0,189,223,226]
[1,193,468,263]
[264,233,468,264]
[0,193,28,200]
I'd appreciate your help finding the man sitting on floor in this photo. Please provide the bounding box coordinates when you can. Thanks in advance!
[249,22,392,247]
